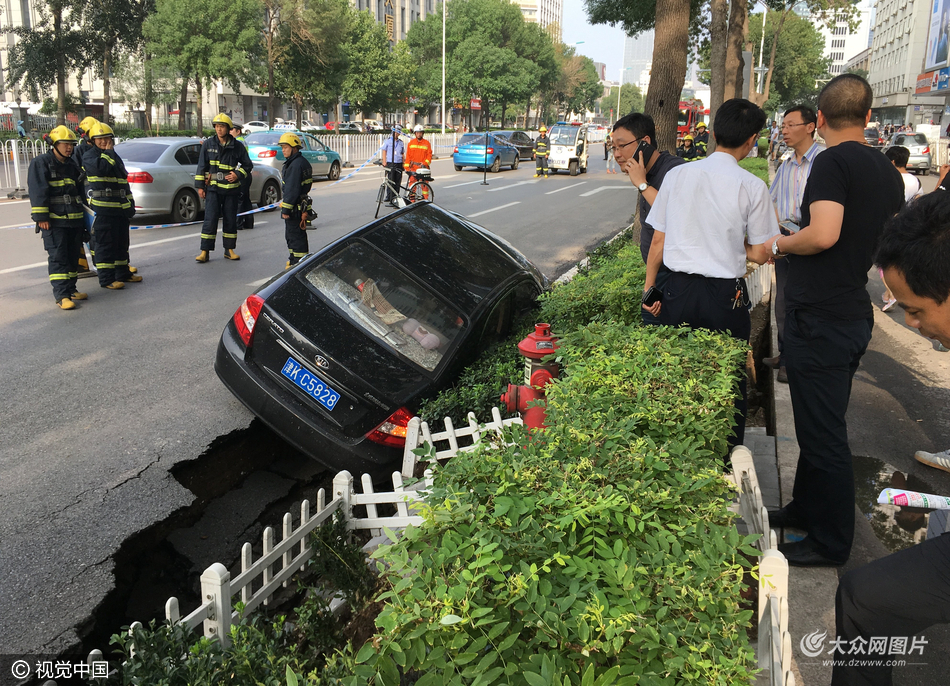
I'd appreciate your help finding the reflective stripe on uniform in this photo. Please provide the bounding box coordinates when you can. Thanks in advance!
[200,233,216,240]
[32,206,49,213]
[222,232,238,239]
[49,273,69,281]
[95,262,116,268]
[50,212,84,220]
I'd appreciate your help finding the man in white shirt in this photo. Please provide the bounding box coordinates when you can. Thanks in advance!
[643,98,777,449]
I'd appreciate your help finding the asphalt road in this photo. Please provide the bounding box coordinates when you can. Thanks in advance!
[0,151,636,656]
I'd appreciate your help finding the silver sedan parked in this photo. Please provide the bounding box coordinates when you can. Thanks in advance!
[115,137,283,222]
[883,132,933,175]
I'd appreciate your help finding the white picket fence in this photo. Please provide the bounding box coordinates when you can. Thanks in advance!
[317,133,462,167]
[729,445,794,686]
[746,262,774,309]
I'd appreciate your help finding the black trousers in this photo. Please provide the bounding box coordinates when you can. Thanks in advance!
[41,225,83,301]
[237,178,253,229]
[200,192,238,251]
[774,256,789,359]
[386,163,403,202]
[92,215,131,286]
[641,265,671,327]
[832,533,950,686]
[535,155,548,174]
[784,309,873,561]
[659,271,750,449]
[285,215,309,265]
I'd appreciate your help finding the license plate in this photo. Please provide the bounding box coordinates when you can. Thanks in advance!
[280,357,341,411]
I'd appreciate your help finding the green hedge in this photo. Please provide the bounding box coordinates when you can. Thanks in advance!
[358,323,756,685]
[738,157,770,185]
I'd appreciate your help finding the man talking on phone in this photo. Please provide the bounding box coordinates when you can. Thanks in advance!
[610,112,685,324]
[643,98,778,450]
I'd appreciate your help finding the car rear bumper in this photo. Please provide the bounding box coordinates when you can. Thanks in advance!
[453,153,497,167]
[215,320,403,476]
[907,155,931,170]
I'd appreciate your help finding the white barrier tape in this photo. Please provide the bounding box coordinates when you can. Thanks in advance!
[323,141,387,188]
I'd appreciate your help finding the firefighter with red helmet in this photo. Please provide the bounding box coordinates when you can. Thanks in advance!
[82,122,140,290]
[28,126,86,310]
[194,113,252,262]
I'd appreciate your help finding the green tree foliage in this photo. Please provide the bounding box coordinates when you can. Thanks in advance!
[6,0,88,125]
[603,82,645,121]
[144,0,263,133]
[342,10,397,117]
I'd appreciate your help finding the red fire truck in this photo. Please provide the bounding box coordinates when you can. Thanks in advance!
[677,99,704,136]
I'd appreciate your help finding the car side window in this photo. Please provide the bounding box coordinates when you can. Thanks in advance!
[175,145,200,165]
[305,135,325,152]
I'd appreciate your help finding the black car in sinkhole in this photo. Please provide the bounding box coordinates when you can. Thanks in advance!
[215,202,547,475]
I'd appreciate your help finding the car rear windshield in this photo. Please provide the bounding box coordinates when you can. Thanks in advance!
[911,134,928,145]
[114,141,168,163]
[458,134,489,146]
[303,241,465,372]
[245,132,283,146]
[548,127,578,145]
[865,128,879,137]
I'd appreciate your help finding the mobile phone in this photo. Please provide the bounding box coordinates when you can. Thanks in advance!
[779,220,800,235]
[633,139,656,164]
[641,285,663,307]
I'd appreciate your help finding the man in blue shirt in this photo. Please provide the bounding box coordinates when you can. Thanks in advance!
[380,125,405,206]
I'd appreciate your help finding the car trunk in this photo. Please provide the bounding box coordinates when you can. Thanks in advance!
[247,281,430,439]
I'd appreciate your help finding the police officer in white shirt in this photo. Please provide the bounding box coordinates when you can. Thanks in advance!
[643,98,777,450]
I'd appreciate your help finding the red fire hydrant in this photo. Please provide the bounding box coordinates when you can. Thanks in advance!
[500,323,560,429]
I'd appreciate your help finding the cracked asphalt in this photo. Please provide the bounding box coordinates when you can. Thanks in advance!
[0,161,635,658]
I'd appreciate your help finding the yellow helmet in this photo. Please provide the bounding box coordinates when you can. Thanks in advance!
[78,116,99,134]
[48,125,79,145]
[212,113,234,128]
[89,122,115,139]
[696,122,707,129]
[279,132,302,148]
[684,135,694,141]
[539,126,547,132]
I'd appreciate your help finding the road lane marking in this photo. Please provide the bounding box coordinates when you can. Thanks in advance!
[0,261,46,274]
[444,180,489,189]
[487,180,538,192]
[579,186,633,197]
[545,182,587,195]
[468,202,520,218]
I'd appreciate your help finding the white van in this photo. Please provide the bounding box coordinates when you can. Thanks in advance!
[546,124,590,175]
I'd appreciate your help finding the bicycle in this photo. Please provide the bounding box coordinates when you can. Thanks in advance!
[375,164,435,218]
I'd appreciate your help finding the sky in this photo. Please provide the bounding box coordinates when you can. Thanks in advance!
[561,0,628,80]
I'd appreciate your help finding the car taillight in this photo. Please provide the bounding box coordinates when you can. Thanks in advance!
[258,150,277,158]
[923,146,930,154]
[127,171,153,183]
[233,294,265,346]
[366,406,414,447]
[486,147,494,154]
[454,147,459,153]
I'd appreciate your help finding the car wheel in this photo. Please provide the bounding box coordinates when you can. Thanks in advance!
[569,160,579,176]
[511,155,519,170]
[490,156,501,173]
[172,188,199,223]
[328,161,341,181]
[260,179,281,209]
[454,164,463,171]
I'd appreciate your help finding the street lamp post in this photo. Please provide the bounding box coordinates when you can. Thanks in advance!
[441,0,446,134]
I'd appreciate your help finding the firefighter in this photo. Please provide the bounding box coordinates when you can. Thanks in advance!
[694,121,709,157]
[83,122,140,290]
[28,126,86,310]
[534,126,550,178]
[230,122,254,231]
[676,134,699,161]
[403,124,432,182]
[278,132,313,269]
[194,113,252,262]
[73,116,99,278]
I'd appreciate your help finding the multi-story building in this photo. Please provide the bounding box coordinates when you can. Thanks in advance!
[868,0,946,126]
[810,0,874,76]
[622,30,654,87]
[512,0,563,42]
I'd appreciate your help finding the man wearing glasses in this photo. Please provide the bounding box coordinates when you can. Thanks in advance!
[765,106,823,383]
[610,112,685,324]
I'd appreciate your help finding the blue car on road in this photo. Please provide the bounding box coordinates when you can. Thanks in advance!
[453,133,520,173]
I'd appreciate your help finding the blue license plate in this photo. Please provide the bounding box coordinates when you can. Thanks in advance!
[280,357,341,411]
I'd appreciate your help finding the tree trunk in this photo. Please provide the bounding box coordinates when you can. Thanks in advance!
[724,0,748,100]
[54,7,66,126]
[501,102,507,127]
[178,78,188,130]
[646,0,691,152]
[708,0,728,153]
[195,76,203,137]
[295,94,303,129]
[144,52,153,132]
[751,10,789,108]
[102,47,111,125]
[267,29,277,128]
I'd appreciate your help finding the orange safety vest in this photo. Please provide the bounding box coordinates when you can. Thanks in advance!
[404,138,432,170]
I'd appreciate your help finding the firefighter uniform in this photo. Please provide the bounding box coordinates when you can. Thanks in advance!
[534,128,550,177]
[694,124,709,157]
[83,122,138,289]
[72,116,99,277]
[404,126,432,174]
[28,126,86,308]
[279,133,313,267]
[195,113,252,260]
[231,125,254,230]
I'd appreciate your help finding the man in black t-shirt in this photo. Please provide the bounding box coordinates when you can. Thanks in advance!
[609,112,685,325]
[765,74,905,567]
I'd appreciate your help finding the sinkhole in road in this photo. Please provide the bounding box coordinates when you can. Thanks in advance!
[78,419,334,662]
